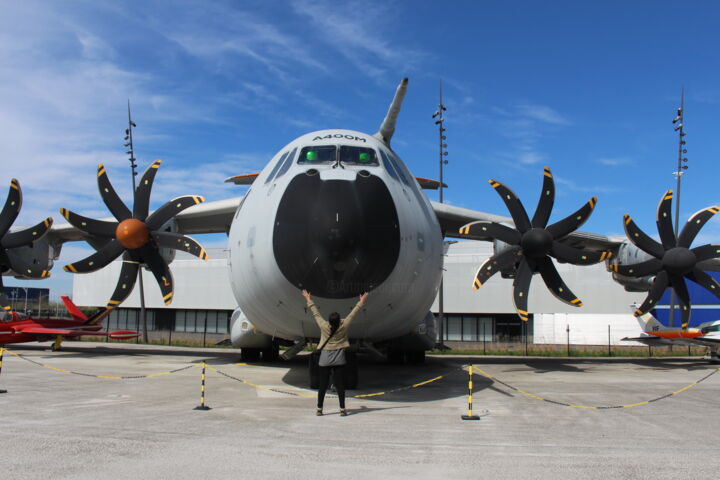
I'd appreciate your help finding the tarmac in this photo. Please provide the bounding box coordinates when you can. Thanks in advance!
[2,342,720,480]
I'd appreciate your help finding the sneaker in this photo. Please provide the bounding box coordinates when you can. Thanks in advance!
[316,408,323,416]
[340,409,347,416]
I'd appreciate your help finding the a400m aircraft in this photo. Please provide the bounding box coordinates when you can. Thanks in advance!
[6,78,720,386]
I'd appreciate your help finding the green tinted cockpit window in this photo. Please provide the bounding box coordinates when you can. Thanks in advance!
[340,146,378,166]
[298,145,336,164]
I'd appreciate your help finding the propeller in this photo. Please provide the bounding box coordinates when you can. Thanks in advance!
[459,167,612,321]
[0,179,53,311]
[609,190,720,330]
[61,161,207,308]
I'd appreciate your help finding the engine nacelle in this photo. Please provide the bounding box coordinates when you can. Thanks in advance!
[609,242,654,292]
[3,237,56,278]
[493,239,519,279]
[154,219,177,266]
[230,308,273,348]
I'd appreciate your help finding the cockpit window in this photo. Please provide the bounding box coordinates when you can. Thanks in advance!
[339,146,378,166]
[298,145,336,164]
[274,147,297,180]
[379,150,399,181]
[384,150,411,186]
[265,150,289,184]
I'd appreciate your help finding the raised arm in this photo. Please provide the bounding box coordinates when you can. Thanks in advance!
[302,290,326,328]
[343,292,368,328]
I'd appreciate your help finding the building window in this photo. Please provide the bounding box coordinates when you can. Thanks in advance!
[175,310,186,332]
[478,317,493,342]
[462,315,477,341]
[495,315,524,342]
[446,315,462,341]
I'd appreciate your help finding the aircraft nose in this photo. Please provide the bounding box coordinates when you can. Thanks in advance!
[273,171,400,299]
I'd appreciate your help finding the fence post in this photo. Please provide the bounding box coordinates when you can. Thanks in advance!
[608,325,611,357]
[202,313,208,348]
[461,365,480,420]
[566,324,570,357]
[482,322,486,355]
[0,348,6,394]
[194,361,211,410]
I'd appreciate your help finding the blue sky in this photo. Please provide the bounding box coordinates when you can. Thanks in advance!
[3,0,720,299]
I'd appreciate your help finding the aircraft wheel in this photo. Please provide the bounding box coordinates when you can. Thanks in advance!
[261,345,279,362]
[241,348,261,362]
[406,350,426,364]
[387,349,405,364]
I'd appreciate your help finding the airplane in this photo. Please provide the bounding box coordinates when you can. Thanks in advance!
[622,307,720,363]
[0,296,138,350]
[5,78,720,387]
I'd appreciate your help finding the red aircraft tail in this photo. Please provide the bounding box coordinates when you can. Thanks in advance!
[60,296,112,326]
[61,296,88,322]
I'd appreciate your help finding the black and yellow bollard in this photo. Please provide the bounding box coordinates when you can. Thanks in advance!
[461,364,479,420]
[193,361,211,410]
[0,347,7,394]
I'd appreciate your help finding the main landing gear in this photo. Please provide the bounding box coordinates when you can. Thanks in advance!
[387,349,425,364]
[710,347,720,364]
[240,343,280,362]
[51,336,63,351]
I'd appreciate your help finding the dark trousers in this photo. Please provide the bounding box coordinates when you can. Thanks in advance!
[317,365,346,409]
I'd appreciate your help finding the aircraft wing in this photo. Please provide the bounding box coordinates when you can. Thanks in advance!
[431,201,623,251]
[46,196,245,246]
[15,326,106,336]
[14,326,139,339]
[620,336,679,346]
[173,196,243,234]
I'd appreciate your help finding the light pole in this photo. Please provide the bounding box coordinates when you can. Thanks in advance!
[124,101,148,343]
[668,88,688,328]
[432,81,449,350]
[22,287,28,315]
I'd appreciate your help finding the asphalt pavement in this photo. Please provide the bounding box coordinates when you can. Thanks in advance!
[2,342,719,480]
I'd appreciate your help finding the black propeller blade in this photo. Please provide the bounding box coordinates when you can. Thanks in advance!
[611,191,720,330]
[62,161,207,308]
[460,167,612,321]
[0,179,53,312]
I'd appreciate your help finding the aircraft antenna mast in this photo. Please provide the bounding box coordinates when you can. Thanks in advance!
[433,81,449,349]
[668,88,688,328]
[124,101,148,342]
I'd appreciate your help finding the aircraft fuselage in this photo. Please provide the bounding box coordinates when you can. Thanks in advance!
[227,129,443,344]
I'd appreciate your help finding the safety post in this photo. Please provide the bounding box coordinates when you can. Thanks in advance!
[0,348,6,394]
[461,364,480,420]
[194,361,211,410]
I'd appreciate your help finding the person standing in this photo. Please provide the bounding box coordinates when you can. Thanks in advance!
[302,289,368,416]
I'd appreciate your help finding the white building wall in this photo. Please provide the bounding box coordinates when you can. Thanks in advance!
[534,313,646,346]
[73,249,238,310]
[431,241,649,345]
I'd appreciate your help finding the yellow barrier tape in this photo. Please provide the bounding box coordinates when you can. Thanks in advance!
[472,366,719,409]
[209,364,448,399]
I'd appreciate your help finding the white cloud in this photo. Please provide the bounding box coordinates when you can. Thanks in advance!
[516,104,570,126]
[554,176,620,194]
[597,157,632,166]
[291,0,427,81]
[518,151,545,165]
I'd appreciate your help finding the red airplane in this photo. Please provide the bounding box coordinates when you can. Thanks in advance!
[0,296,138,350]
